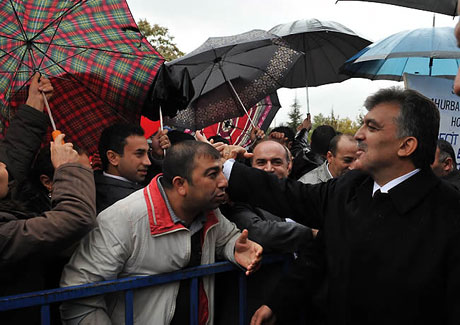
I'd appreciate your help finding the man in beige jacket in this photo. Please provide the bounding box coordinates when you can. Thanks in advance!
[60,140,262,325]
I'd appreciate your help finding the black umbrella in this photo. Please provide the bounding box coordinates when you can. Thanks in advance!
[164,29,302,130]
[269,18,371,113]
[142,63,195,121]
[336,0,458,17]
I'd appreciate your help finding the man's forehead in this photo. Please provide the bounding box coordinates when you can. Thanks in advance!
[365,102,400,120]
[337,137,357,152]
[253,141,286,159]
[125,135,148,148]
[193,154,221,169]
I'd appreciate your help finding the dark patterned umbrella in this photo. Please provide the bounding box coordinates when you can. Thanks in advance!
[0,0,164,154]
[164,29,301,130]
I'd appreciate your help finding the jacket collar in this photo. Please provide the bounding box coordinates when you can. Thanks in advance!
[355,168,439,215]
[387,168,439,215]
[144,174,219,236]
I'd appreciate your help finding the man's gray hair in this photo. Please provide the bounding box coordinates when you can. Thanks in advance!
[364,87,440,169]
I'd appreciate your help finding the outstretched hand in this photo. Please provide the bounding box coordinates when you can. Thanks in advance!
[234,229,263,276]
[215,143,253,161]
[196,130,253,160]
[25,72,53,112]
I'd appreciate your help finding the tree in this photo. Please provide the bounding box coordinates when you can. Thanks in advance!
[311,110,363,135]
[287,97,302,131]
[137,19,184,61]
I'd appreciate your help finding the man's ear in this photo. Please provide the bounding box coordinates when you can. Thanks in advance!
[39,174,53,192]
[397,136,418,158]
[106,150,120,167]
[444,156,455,172]
[326,151,334,163]
[172,176,188,196]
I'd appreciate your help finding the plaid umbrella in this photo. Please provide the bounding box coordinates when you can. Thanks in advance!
[0,0,164,154]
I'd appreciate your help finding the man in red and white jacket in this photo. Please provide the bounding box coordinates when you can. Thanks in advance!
[60,140,262,325]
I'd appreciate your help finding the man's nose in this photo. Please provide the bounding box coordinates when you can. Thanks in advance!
[264,163,275,173]
[217,172,228,188]
[354,126,364,140]
[142,154,151,166]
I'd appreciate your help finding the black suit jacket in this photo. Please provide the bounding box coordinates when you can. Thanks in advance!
[228,162,460,325]
[94,171,143,213]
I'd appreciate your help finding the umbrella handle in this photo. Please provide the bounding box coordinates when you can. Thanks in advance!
[226,80,257,129]
[159,106,166,157]
[42,92,64,144]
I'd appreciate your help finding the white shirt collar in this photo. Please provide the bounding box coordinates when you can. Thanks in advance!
[325,162,333,179]
[102,171,135,184]
[372,168,420,196]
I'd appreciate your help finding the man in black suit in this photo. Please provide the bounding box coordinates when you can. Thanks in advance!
[222,87,460,325]
[95,123,169,213]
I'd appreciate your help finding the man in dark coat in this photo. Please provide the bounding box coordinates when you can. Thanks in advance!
[431,139,460,190]
[224,87,460,325]
[216,140,314,324]
[95,123,169,213]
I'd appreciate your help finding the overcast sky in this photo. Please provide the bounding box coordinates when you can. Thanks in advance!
[126,0,458,125]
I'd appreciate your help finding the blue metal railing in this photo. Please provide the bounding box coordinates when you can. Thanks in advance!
[0,254,289,325]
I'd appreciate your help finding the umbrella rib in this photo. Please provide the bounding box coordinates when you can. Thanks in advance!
[30,51,131,122]
[37,8,67,71]
[29,0,85,42]
[5,49,31,120]
[8,0,28,42]
[32,42,90,70]
[32,41,156,58]
[195,48,220,97]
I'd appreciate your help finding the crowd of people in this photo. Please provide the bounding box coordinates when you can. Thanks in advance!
[1,12,460,325]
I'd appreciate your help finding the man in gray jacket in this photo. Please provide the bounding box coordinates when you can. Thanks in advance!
[299,134,357,184]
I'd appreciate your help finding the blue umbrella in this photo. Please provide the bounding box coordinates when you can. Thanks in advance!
[340,27,460,81]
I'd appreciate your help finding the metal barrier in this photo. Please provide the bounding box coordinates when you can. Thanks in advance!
[0,254,289,325]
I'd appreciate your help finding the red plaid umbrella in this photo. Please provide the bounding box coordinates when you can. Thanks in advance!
[0,0,164,154]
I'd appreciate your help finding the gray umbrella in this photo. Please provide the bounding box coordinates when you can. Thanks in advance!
[165,29,302,130]
[269,18,371,112]
[336,0,458,17]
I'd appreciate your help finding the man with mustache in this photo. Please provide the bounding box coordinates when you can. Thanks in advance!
[60,140,263,324]
[95,123,169,213]
[221,86,460,324]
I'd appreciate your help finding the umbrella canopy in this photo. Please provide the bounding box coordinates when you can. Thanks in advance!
[142,63,195,121]
[164,29,302,130]
[0,0,164,154]
[268,18,372,88]
[202,92,280,146]
[340,27,460,81]
[337,0,458,17]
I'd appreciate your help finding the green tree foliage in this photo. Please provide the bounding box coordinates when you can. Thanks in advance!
[287,97,303,131]
[312,110,363,135]
[137,19,185,61]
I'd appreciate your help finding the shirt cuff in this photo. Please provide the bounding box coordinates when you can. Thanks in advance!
[223,159,235,180]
